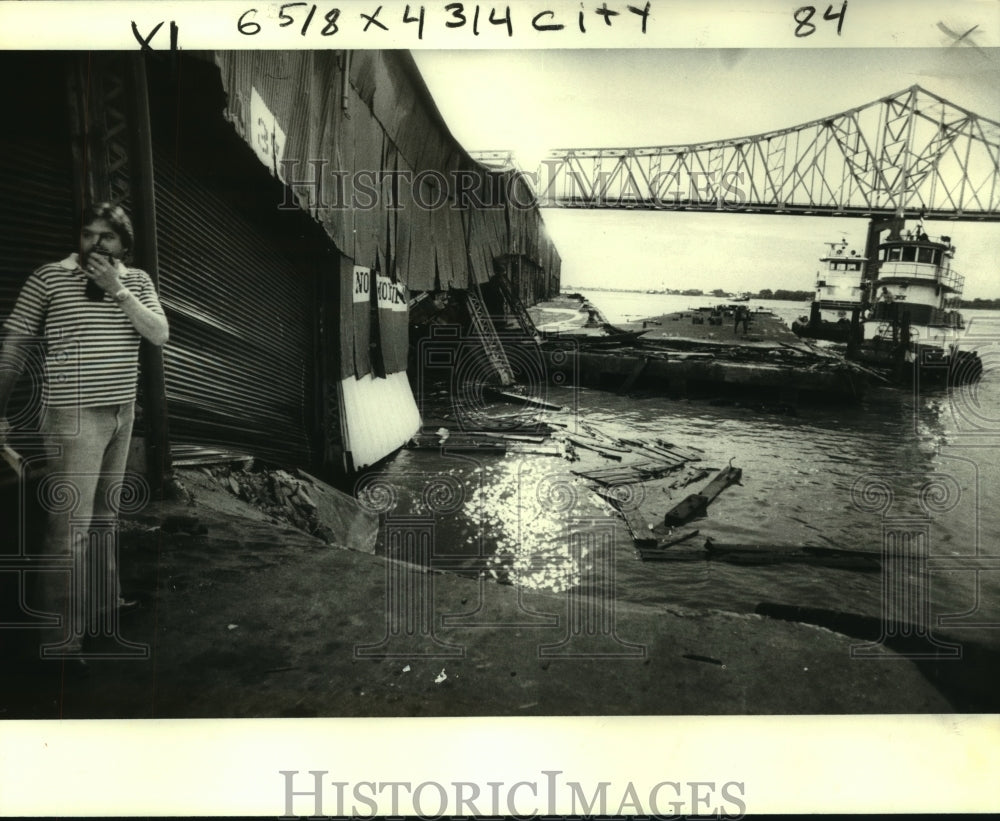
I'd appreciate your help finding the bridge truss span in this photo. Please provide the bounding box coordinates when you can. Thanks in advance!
[472,86,1000,221]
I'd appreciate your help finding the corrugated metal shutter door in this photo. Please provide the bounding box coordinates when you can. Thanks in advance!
[0,142,75,316]
[153,146,315,465]
[0,54,76,426]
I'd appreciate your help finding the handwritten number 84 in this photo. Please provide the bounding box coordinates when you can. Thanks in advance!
[794,1,847,37]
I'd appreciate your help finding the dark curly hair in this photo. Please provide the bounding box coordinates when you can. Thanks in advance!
[81,202,134,251]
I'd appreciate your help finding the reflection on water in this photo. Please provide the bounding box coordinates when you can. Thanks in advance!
[465,458,610,592]
[369,307,1000,653]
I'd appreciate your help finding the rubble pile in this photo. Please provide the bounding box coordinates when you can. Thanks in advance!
[190,462,338,544]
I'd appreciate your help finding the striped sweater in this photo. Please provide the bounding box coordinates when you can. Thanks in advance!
[3,254,165,407]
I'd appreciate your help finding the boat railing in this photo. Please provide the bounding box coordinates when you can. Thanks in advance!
[942,268,965,294]
[878,262,964,293]
[894,231,953,246]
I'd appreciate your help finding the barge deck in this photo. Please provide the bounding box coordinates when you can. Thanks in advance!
[529,300,871,402]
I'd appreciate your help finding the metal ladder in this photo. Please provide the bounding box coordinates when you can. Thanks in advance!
[464,285,515,386]
[493,271,539,338]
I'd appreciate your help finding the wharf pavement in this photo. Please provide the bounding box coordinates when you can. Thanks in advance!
[1,468,954,718]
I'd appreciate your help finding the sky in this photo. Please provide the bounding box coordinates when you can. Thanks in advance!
[411,48,1000,298]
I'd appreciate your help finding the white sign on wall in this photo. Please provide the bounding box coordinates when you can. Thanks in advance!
[353,266,371,303]
[353,268,406,310]
[249,86,287,183]
[376,275,407,312]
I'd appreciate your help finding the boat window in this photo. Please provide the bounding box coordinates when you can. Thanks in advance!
[901,246,917,262]
[850,262,861,271]
[918,247,933,263]
[887,246,902,261]
[932,250,942,265]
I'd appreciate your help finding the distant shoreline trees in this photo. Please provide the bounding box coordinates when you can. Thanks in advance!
[959,298,1000,309]
[753,289,812,301]
[561,286,1000,306]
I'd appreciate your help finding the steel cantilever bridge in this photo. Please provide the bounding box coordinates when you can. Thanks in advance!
[471,86,1000,221]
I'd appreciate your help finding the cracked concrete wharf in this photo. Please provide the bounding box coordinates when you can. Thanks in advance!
[1,478,952,719]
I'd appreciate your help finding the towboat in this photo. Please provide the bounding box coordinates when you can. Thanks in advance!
[856,221,982,385]
[792,239,868,343]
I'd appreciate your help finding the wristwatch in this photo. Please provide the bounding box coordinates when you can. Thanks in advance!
[112,288,131,303]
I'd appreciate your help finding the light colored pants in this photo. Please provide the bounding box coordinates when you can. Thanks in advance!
[37,402,134,654]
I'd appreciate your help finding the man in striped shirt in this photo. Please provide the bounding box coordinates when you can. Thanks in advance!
[0,203,168,663]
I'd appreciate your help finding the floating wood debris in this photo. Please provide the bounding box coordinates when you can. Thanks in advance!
[682,653,724,666]
[483,387,565,411]
[408,433,507,452]
[563,433,627,460]
[705,540,881,571]
[571,436,701,484]
[594,484,658,545]
[637,530,701,557]
[663,463,742,525]
[574,459,692,485]
[639,537,880,571]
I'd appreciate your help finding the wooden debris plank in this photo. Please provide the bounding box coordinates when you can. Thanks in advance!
[638,548,707,562]
[483,387,565,411]
[663,464,742,526]
[632,461,686,480]
[408,435,507,452]
[662,493,710,524]
[565,435,625,460]
[616,438,682,461]
[639,529,701,551]
[478,431,550,442]
[645,443,700,462]
[655,438,705,458]
[631,446,690,465]
[698,465,743,503]
[705,540,881,568]
[581,472,643,486]
[580,421,622,444]
[507,444,564,456]
[621,437,680,454]
[571,434,631,453]
[573,463,648,479]
[594,487,657,545]
[629,456,668,472]
[570,465,631,479]
[671,468,713,489]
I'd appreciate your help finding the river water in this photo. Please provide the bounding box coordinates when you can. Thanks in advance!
[367,291,1000,678]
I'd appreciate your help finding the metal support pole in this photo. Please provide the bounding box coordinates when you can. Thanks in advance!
[126,53,171,497]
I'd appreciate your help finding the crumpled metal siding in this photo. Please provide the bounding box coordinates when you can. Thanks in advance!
[339,370,421,471]
[211,51,562,351]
